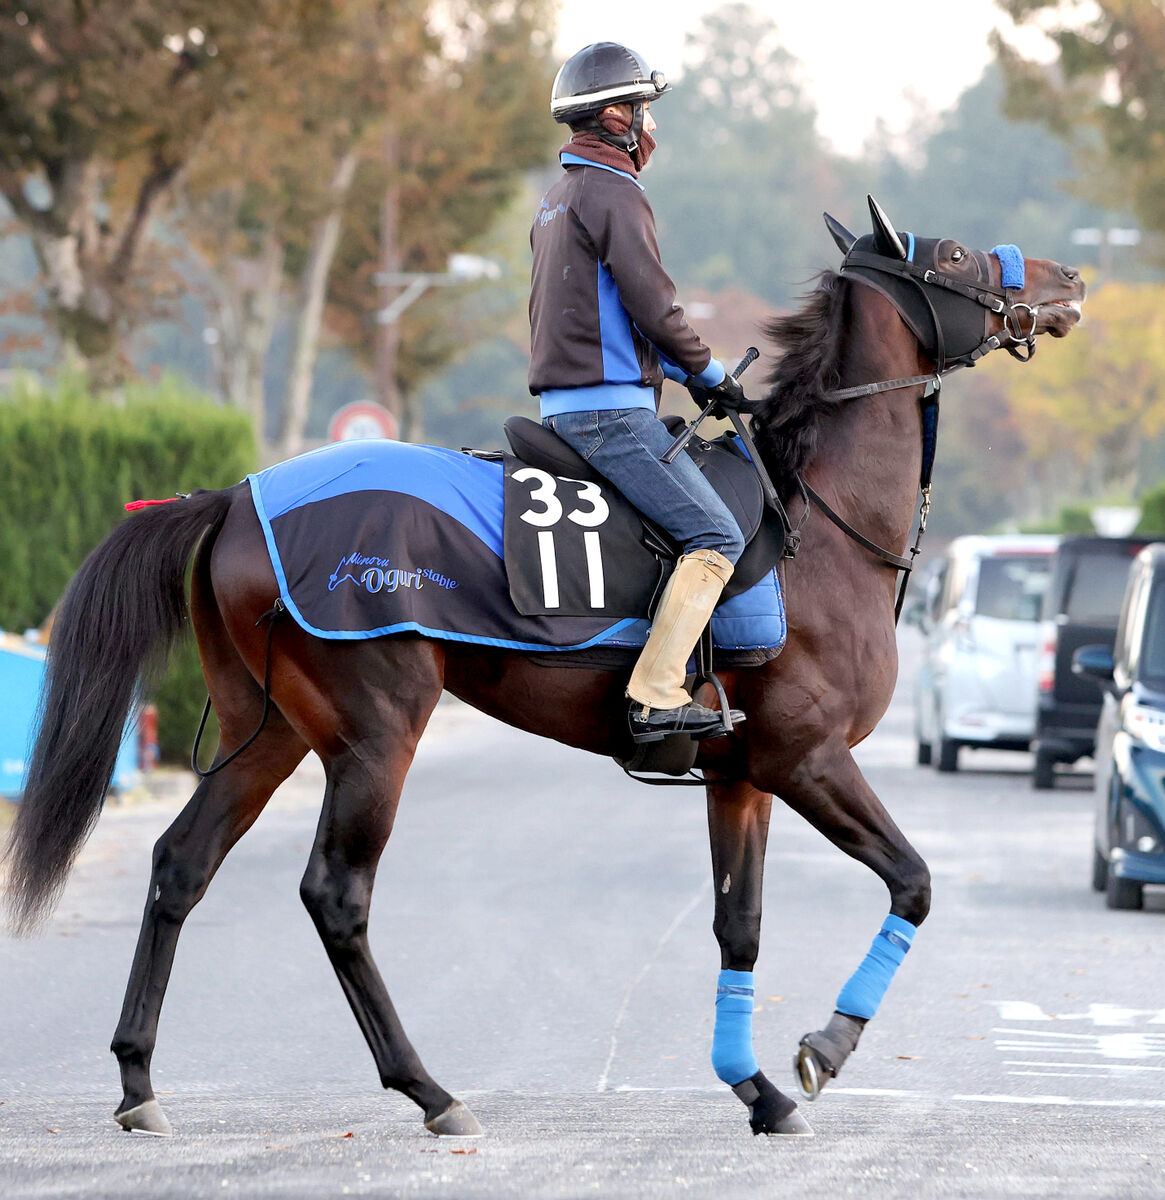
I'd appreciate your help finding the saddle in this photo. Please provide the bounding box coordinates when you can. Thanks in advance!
[501,415,784,619]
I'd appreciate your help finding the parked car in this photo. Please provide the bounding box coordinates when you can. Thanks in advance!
[1032,535,1161,789]
[913,535,1058,772]
[1075,544,1165,910]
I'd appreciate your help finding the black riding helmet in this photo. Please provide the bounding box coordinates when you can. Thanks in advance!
[551,42,671,155]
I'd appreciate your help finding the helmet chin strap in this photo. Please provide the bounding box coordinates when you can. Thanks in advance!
[577,102,645,155]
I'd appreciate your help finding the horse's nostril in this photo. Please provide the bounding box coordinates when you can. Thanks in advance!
[1062,266,1080,281]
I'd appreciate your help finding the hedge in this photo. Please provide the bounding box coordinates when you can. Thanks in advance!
[0,374,256,762]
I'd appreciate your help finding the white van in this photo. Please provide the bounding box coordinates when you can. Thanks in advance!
[913,534,1059,772]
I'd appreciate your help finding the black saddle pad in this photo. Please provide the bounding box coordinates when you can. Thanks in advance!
[502,416,772,619]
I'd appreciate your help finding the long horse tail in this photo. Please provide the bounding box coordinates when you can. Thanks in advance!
[4,487,237,933]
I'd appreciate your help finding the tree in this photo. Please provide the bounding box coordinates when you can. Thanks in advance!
[865,63,1116,271]
[994,1,1165,255]
[645,4,848,308]
[0,2,333,386]
[323,0,555,441]
[982,281,1165,499]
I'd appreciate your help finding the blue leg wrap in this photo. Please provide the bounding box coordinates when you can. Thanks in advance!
[835,913,916,1020]
[711,968,759,1086]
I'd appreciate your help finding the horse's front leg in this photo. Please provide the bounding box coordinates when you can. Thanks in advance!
[707,779,811,1136]
[774,740,931,1100]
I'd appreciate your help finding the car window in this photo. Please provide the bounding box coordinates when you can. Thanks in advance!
[1139,582,1165,689]
[973,556,1050,621]
[1064,552,1139,624]
[1115,568,1144,677]
[942,553,972,614]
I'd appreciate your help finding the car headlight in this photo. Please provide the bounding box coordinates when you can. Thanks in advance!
[1124,701,1165,752]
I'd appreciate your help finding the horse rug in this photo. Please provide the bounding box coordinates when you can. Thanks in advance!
[247,438,786,657]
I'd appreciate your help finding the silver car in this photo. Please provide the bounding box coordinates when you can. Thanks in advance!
[913,534,1059,772]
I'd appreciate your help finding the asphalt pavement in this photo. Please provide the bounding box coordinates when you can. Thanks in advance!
[2,629,1163,1199]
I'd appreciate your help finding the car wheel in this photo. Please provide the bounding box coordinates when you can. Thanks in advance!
[1091,845,1108,893]
[917,740,933,766]
[1032,750,1056,790]
[936,738,959,773]
[1105,871,1144,911]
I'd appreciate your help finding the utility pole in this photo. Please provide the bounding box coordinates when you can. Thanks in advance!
[374,127,403,426]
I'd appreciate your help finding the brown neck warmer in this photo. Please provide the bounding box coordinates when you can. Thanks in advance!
[565,108,657,175]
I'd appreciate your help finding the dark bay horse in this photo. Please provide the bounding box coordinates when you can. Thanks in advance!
[5,198,1085,1139]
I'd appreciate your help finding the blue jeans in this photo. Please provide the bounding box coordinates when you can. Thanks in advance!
[543,408,745,563]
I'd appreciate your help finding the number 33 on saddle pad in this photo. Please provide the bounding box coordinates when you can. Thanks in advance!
[501,416,767,618]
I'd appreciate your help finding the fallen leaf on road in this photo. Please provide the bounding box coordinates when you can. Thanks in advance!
[325,1132,355,1139]
[767,996,786,1003]
[45,1127,60,1134]
[897,1055,921,1060]
[450,1148,477,1155]
[266,1146,292,1151]
[965,1035,985,1041]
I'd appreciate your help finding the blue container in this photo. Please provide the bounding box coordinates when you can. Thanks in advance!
[0,633,139,800]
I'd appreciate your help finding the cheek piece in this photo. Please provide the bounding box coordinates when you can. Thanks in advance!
[835,913,917,1020]
[990,243,1025,291]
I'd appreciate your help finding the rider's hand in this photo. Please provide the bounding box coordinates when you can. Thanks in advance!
[709,372,749,411]
[689,371,759,415]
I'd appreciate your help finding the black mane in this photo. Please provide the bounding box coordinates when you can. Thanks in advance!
[753,271,850,492]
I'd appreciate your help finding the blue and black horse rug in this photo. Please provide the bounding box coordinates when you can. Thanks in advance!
[247,430,786,664]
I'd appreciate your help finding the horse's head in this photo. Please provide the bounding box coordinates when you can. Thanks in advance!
[823,196,1085,369]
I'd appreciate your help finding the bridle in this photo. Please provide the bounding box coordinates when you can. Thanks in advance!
[796,236,1040,621]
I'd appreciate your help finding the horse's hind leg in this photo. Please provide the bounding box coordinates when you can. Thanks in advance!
[111,573,309,1134]
[771,741,931,1100]
[296,640,477,1135]
[707,779,811,1136]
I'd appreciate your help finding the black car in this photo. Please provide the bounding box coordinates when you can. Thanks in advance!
[1032,535,1160,789]
[1074,544,1165,910]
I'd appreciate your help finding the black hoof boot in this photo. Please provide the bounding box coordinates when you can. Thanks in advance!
[629,701,745,743]
[732,1071,813,1136]
[794,1012,865,1101]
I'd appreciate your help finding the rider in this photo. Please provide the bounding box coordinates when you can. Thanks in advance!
[529,42,752,744]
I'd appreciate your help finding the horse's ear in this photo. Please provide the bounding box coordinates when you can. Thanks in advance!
[823,213,856,254]
[867,194,907,260]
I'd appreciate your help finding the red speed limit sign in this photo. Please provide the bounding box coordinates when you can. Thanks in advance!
[328,402,398,443]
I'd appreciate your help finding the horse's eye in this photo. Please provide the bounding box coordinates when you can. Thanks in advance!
[951,248,965,263]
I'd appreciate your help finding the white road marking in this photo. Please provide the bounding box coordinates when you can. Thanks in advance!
[1004,1060,1165,1072]
[571,1085,1165,1111]
[994,1029,1165,1059]
[953,1093,1165,1109]
[994,1001,1165,1025]
[596,881,707,1094]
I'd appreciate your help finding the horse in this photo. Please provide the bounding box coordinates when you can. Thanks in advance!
[4,197,1085,1139]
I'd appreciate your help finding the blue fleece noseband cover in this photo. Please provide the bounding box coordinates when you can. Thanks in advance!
[990,244,1025,290]
[711,969,759,1086]
[835,914,916,1021]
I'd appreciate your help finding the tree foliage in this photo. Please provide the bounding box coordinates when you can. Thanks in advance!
[994,1,1165,250]
[981,281,1165,498]
[646,4,847,305]
[0,1,333,382]
[865,63,1115,271]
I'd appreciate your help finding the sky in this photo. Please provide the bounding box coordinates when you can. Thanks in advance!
[553,0,1059,157]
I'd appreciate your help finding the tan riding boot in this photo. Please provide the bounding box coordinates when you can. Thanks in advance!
[627,549,744,741]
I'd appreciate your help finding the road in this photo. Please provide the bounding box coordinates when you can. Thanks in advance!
[2,629,1163,1199]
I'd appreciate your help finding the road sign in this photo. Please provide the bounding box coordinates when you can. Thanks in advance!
[328,401,398,443]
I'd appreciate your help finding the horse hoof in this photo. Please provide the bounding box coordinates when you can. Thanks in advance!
[114,1098,173,1136]
[733,1070,811,1136]
[794,1042,827,1101]
[424,1100,483,1137]
[763,1108,814,1137]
